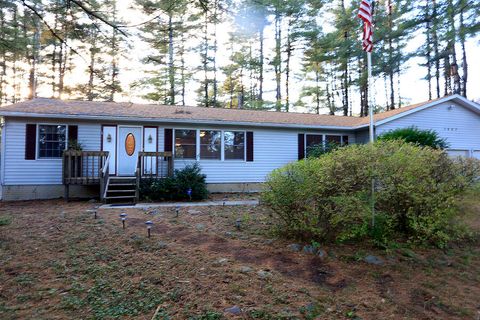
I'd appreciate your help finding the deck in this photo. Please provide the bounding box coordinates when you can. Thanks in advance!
[62,150,174,202]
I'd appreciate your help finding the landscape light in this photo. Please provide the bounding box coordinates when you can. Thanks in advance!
[145,220,153,238]
[187,188,192,200]
[235,218,241,231]
[175,205,180,217]
[120,212,127,229]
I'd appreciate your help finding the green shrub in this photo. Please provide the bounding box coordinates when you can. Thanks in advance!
[306,141,341,158]
[377,126,449,149]
[140,163,208,201]
[262,140,478,247]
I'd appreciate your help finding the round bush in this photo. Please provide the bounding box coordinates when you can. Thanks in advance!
[262,140,480,247]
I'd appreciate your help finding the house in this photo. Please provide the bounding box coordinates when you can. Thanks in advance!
[0,94,479,201]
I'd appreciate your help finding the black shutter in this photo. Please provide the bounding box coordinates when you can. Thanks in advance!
[68,125,78,142]
[298,133,305,160]
[246,131,254,162]
[25,124,36,160]
[164,128,173,153]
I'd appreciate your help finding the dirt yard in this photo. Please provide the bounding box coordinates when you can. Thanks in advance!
[0,196,479,319]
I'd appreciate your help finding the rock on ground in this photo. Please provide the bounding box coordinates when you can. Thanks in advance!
[364,255,384,266]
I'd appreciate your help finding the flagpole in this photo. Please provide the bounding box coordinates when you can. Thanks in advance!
[368,52,374,143]
[367,51,375,228]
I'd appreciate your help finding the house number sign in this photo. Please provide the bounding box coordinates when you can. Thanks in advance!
[125,133,135,156]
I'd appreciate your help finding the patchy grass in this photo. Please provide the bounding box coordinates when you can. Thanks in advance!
[0,193,479,319]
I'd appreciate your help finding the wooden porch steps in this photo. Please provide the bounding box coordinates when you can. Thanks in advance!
[104,177,137,204]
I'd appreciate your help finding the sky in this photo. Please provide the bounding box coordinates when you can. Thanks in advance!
[54,1,480,115]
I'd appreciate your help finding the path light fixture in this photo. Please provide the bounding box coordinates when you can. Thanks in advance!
[120,212,127,229]
[175,205,180,217]
[145,220,153,238]
[187,188,192,201]
[94,210,97,219]
[235,218,241,231]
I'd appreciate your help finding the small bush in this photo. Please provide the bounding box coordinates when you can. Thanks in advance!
[139,163,208,201]
[262,140,479,247]
[377,126,449,149]
[306,141,341,158]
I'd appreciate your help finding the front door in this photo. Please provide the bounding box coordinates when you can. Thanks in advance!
[118,126,142,176]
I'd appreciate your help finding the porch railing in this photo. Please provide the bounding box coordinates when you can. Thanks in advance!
[137,151,174,179]
[62,150,110,201]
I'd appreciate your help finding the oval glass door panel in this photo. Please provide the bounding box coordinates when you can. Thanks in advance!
[125,133,136,156]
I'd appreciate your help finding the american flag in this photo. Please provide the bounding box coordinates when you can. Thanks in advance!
[358,0,374,52]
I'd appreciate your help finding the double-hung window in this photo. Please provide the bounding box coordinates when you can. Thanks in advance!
[175,129,196,159]
[200,130,221,160]
[38,125,67,158]
[224,131,245,160]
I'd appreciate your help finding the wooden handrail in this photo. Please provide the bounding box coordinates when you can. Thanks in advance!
[101,153,111,176]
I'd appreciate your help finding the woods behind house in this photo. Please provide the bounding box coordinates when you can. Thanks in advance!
[0,0,478,115]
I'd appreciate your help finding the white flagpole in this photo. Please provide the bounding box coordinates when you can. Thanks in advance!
[368,52,374,143]
[367,51,375,227]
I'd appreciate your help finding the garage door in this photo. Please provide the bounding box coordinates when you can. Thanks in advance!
[473,151,480,160]
[447,149,470,158]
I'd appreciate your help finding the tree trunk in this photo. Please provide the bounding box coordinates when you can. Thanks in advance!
[285,22,292,112]
[274,9,282,111]
[87,45,96,101]
[212,0,218,107]
[459,6,467,97]
[168,13,175,105]
[180,30,186,106]
[432,0,440,98]
[203,9,209,107]
[447,0,460,94]
[387,0,395,110]
[425,0,432,100]
[0,8,6,105]
[28,9,41,100]
[315,64,320,114]
[258,26,264,102]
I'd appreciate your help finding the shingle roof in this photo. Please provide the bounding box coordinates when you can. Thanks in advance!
[0,96,456,129]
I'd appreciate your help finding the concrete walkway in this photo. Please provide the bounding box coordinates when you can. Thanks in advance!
[100,199,259,209]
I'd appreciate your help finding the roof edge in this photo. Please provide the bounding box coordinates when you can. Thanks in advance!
[0,111,356,131]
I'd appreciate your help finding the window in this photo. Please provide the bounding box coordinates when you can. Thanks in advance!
[200,130,221,160]
[224,131,245,160]
[38,125,66,158]
[306,134,323,157]
[175,129,196,159]
[326,135,341,144]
